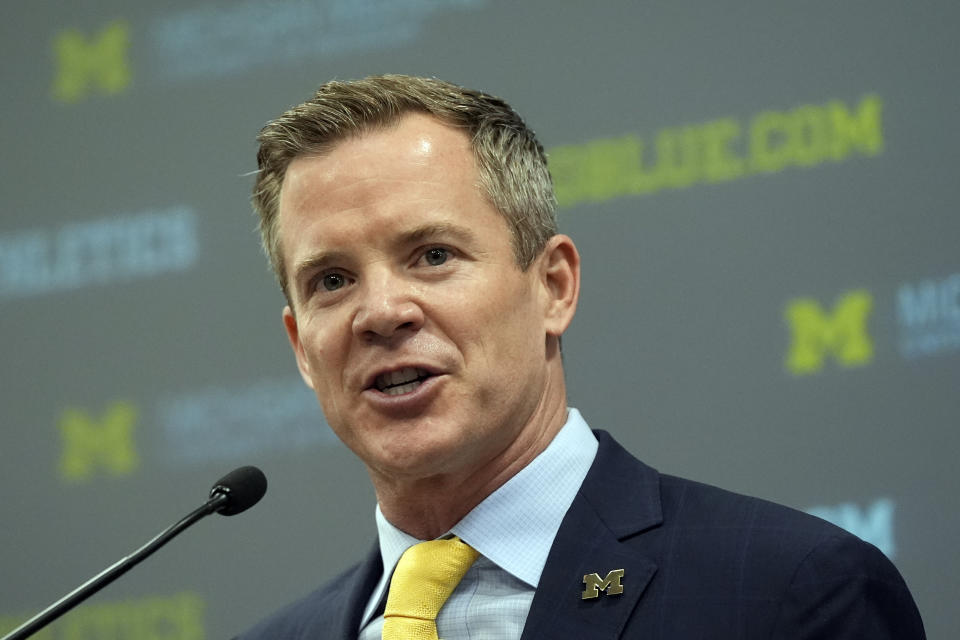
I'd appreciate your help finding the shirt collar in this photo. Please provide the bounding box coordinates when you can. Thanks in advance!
[372,408,597,588]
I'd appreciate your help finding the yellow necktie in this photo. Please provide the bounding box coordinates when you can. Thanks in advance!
[382,536,479,640]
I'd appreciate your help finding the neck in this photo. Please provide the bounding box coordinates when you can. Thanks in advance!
[371,392,568,541]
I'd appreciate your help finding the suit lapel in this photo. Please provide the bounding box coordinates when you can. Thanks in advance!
[297,541,381,640]
[336,542,383,639]
[520,431,663,640]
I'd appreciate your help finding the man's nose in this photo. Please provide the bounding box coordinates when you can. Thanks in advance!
[351,277,424,340]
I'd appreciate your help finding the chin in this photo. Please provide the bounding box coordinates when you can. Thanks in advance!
[369,433,471,479]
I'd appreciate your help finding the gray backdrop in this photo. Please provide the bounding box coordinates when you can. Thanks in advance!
[1,1,957,638]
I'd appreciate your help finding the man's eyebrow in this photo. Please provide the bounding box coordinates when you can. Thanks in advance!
[396,222,478,247]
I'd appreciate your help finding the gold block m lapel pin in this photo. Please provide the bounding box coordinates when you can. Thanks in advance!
[581,569,625,599]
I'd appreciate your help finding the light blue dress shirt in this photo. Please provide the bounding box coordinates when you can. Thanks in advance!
[358,408,598,639]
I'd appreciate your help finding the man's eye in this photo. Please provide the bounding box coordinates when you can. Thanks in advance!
[424,248,448,266]
[320,273,346,291]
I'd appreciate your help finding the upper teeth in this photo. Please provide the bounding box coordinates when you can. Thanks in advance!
[375,367,428,392]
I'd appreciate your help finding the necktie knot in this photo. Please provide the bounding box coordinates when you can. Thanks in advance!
[382,536,479,640]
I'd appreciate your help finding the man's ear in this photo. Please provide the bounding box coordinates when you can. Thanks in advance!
[283,305,315,389]
[538,234,581,337]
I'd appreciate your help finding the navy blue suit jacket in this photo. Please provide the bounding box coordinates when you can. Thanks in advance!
[235,430,925,639]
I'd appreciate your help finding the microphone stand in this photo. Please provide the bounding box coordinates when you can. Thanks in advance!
[2,492,229,640]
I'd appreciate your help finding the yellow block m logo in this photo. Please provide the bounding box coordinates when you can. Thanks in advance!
[581,569,625,600]
[52,20,131,103]
[784,289,874,375]
[59,401,139,482]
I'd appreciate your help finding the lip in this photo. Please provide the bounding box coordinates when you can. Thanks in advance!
[361,363,443,392]
[361,371,447,414]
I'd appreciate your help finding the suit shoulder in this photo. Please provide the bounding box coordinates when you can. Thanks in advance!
[232,561,365,640]
[653,473,901,581]
[658,471,851,542]
[657,474,921,607]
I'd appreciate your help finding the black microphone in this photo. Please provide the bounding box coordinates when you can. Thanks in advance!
[209,465,269,516]
[2,466,267,640]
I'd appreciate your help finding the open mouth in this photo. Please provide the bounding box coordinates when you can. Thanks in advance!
[373,367,433,396]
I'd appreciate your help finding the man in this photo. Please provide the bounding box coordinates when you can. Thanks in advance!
[236,75,924,639]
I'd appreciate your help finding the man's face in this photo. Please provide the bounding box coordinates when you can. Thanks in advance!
[277,113,561,482]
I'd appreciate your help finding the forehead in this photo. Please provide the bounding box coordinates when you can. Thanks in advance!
[276,113,509,279]
[281,112,476,205]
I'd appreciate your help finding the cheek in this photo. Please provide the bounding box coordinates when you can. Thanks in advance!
[300,322,348,388]
[475,289,543,366]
